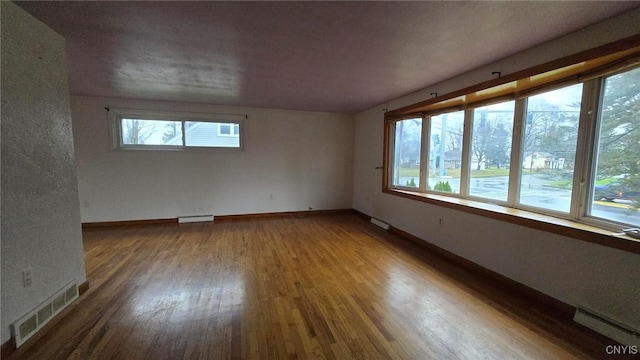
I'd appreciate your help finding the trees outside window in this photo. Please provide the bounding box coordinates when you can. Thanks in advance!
[518,84,582,213]
[469,101,514,201]
[590,66,640,223]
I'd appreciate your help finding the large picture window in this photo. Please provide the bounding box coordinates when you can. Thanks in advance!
[384,57,640,232]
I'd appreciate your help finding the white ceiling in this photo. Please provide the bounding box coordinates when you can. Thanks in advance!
[15,1,639,114]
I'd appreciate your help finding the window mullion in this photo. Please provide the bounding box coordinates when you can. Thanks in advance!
[508,98,526,207]
[572,79,599,219]
[389,123,398,188]
[459,109,473,196]
[181,121,186,147]
[419,116,429,192]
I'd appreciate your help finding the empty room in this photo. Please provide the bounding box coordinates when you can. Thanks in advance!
[2,1,639,359]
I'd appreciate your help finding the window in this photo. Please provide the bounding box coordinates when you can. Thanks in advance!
[589,66,640,226]
[428,111,464,193]
[519,84,581,213]
[469,101,514,201]
[391,118,422,188]
[121,119,182,147]
[110,109,245,150]
[384,46,640,234]
[218,123,240,137]
[186,122,240,148]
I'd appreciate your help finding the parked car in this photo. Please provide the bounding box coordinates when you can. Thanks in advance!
[594,182,640,201]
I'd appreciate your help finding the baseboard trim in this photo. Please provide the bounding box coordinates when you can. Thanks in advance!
[1,338,15,359]
[1,280,90,359]
[350,208,372,221]
[214,209,352,222]
[81,210,353,228]
[78,280,90,296]
[386,225,575,319]
[82,218,178,228]
[353,209,574,319]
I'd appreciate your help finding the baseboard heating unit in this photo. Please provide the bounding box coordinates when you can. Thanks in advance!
[574,307,640,346]
[11,280,79,348]
[370,217,390,230]
[178,215,214,223]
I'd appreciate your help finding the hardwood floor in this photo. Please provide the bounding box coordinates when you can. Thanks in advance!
[7,213,622,359]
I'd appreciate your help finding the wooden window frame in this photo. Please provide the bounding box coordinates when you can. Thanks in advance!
[382,35,640,254]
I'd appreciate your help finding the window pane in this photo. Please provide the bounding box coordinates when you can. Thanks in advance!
[219,123,231,135]
[428,111,464,193]
[121,119,181,146]
[392,118,422,188]
[469,101,514,201]
[185,121,240,148]
[519,84,582,213]
[589,67,640,226]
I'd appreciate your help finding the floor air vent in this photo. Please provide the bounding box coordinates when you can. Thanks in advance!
[178,215,214,223]
[574,307,640,346]
[10,281,79,348]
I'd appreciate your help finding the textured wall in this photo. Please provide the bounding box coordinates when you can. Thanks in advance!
[353,8,640,332]
[1,2,86,344]
[71,96,354,222]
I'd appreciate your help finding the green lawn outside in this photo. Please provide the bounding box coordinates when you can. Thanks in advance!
[547,180,572,189]
[398,168,420,177]
[547,177,616,189]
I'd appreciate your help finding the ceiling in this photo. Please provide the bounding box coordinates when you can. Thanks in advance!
[15,1,639,114]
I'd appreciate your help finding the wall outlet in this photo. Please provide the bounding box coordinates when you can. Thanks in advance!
[23,268,32,287]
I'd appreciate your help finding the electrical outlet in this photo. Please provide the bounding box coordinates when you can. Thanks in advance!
[23,268,32,287]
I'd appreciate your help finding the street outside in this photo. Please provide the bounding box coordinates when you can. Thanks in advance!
[398,173,640,227]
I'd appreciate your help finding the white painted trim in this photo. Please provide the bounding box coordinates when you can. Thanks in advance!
[178,215,214,223]
[107,107,246,151]
[10,281,78,348]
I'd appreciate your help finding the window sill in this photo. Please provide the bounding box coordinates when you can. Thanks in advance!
[383,188,640,254]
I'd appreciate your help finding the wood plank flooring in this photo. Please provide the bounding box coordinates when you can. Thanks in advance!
[7,213,623,359]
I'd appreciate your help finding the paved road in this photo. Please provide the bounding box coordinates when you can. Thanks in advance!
[398,174,639,226]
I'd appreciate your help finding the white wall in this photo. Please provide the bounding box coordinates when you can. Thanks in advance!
[353,8,640,332]
[72,96,354,222]
[1,2,86,344]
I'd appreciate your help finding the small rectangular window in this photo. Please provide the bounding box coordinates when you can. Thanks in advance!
[110,109,245,150]
[219,123,232,135]
[391,118,422,188]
